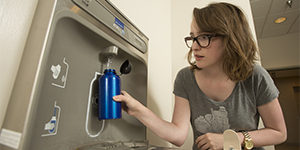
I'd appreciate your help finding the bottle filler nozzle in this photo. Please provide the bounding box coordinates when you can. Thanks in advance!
[101,46,118,59]
[100,46,119,69]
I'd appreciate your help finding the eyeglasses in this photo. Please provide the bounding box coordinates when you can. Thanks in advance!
[184,34,219,48]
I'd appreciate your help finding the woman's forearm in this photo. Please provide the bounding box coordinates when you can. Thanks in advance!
[237,128,287,148]
[133,104,188,146]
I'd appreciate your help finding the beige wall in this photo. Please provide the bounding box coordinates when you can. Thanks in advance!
[259,32,300,70]
[0,0,38,130]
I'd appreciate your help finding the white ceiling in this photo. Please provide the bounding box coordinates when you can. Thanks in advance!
[250,0,299,39]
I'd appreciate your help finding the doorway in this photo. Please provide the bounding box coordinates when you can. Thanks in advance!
[268,68,299,150]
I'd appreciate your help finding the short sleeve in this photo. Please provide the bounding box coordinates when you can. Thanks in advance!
[173,67,189,100]
[253,65,279,106]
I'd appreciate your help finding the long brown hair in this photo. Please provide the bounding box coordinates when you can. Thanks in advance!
[188,2,260,81]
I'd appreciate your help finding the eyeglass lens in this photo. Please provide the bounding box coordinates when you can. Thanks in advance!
[185,35,212,48]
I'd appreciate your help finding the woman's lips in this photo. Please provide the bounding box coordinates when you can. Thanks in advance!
[194,54,204,60]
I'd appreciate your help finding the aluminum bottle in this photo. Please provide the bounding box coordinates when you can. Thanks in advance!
[98,69,121,120]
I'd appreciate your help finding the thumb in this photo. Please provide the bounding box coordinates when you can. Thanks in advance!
[113,95,123,102]
[113,91,132,102]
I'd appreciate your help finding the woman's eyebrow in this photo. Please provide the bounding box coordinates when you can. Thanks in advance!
[190,31,207,36]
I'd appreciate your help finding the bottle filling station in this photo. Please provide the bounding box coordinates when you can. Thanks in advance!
[0,0,169,149]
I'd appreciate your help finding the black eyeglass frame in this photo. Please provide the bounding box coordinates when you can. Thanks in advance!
[184,34,220,48]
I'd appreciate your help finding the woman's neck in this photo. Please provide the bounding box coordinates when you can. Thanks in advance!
[197,65,229,81]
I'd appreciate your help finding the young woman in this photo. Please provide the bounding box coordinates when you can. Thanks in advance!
[113,2,287,150]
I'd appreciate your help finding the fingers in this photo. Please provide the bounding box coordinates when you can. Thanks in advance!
[196,134,211,150]
[120,90,128,95]
[113,91,131,102]
[196,133,223,150]
[113,91,141,116]
[196,136,206,149]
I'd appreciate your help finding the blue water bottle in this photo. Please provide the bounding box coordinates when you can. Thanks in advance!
[98,69,121,120]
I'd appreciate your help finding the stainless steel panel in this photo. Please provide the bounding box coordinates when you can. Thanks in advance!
[1,0,148,149]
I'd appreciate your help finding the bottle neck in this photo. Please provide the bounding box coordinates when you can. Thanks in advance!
[104,69,116,74]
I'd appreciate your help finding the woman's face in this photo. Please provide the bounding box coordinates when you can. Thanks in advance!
[190,19,224,70]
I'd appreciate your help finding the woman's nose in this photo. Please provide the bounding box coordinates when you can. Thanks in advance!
[192,41,201,51]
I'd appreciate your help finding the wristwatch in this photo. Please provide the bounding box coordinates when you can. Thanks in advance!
[242,131,254,150]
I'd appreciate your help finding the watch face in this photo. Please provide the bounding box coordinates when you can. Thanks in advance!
[245,140,254,149]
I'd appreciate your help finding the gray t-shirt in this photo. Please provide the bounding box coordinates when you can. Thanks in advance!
[173,65,279,150]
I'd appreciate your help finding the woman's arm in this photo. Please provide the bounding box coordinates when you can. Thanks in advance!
[113,91,191,146]
[195,98,287,150]
[237,98,287,147]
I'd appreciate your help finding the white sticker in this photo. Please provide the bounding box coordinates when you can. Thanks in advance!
[51,64,61,79]
[51,57,69,88]
[0,128,22,149]
[42,101,61,137]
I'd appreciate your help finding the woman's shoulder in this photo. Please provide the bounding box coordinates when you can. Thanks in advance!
[174,66,194,82]
[252,64,270,77]
[248,64,275,86]
[177,66,193,76]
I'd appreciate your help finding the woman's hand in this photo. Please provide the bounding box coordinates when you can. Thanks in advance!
[113,91,143,117]
[114,93,191,147]
[195,133,223,150]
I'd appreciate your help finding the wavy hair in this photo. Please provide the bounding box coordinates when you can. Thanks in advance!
[188,2,260,81]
